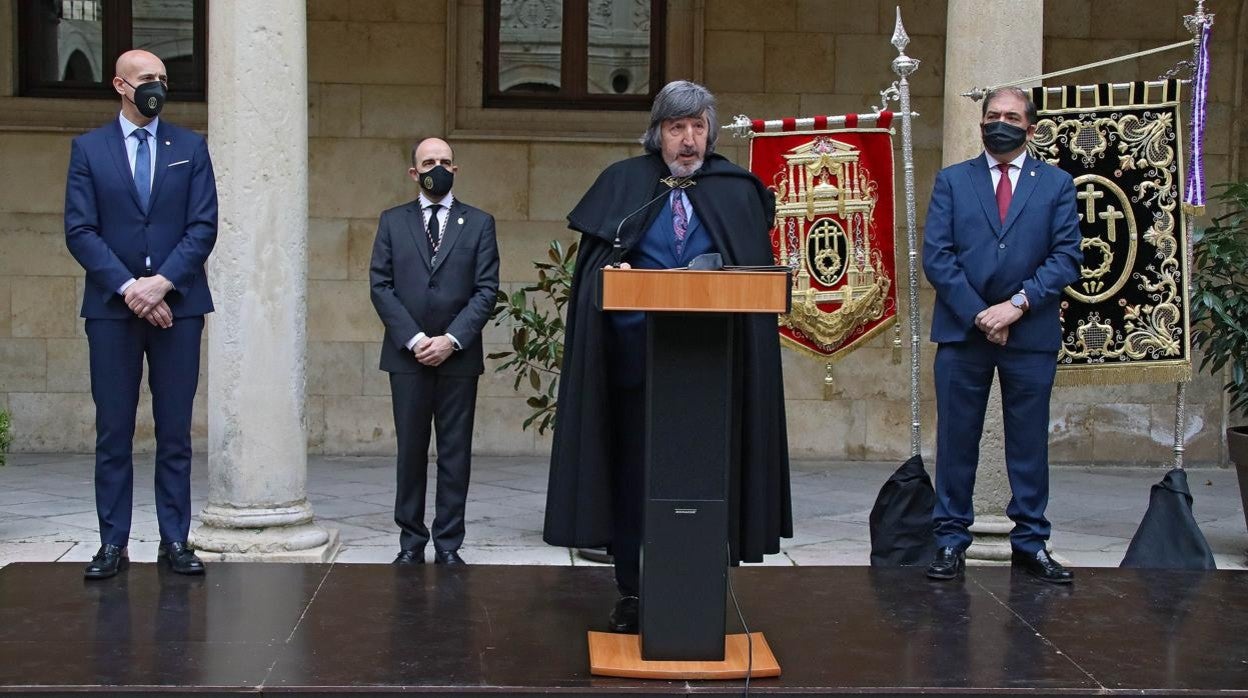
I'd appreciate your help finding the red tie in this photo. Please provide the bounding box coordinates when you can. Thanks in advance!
[995,162,1012,224]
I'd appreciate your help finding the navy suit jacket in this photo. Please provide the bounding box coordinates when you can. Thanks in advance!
[64,118,218,319]
[922,153,1082,352]
[606,195,716,386]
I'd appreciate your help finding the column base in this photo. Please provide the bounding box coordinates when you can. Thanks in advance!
[191,523,341,562]
[966,515,1013,563]
[191,501,341,562]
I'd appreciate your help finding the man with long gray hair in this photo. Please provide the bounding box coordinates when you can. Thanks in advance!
[543,80,792,633]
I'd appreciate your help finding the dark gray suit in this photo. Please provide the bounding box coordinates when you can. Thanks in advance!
[369,196,500,554]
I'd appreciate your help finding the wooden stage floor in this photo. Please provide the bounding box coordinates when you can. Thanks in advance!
[0,562,1245,696]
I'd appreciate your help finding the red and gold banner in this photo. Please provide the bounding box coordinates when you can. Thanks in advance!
[748,113,898,359]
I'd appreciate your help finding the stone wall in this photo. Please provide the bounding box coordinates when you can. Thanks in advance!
[0,0,1240,464]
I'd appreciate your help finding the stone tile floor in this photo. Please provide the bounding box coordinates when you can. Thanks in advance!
[1,454,1245,570]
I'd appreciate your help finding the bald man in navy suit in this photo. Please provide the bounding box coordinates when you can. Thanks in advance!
[64,49,216,579]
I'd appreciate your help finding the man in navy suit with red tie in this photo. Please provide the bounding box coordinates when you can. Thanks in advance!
[64,49,217,579]
[922,87,1082,584]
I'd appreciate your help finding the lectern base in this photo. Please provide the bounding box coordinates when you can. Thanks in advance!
[587,631,781,679]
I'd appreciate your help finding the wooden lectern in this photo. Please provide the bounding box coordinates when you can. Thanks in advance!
[587,267,788,679]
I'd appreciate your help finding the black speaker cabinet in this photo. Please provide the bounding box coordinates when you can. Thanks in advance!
[640,312,733,661]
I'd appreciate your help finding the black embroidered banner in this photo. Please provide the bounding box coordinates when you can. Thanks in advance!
[1029,80,1191,385]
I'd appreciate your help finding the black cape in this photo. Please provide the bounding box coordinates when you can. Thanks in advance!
[543,152,792,564]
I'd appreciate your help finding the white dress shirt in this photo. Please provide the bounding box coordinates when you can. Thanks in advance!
[985,150,1026,193]
[406,190,461,353]
[985,150,1031,309]
[116,113,160,295]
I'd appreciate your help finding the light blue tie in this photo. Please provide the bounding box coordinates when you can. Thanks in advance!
[133,128,151,211]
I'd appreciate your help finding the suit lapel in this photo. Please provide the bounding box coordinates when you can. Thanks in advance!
[147,122,174,210]
[105,121,145,212]
[968,156,1003,237]
[1001,155,1041,235]
[403,202,433,269]
[431,200,468,276]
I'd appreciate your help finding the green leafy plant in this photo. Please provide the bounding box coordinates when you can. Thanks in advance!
[1191,182,1248,416]
[0,409,10,466]
[488,239,578,434]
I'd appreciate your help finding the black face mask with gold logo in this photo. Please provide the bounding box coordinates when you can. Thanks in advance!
[124,78,167,118]
[420,165,454,198]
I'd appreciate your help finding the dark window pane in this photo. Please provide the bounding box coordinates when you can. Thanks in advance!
[19,0,206,100]
[484,0,662,109]
[587,0,649,95]
[498,0,563,93]
[131,0,196,88]
[39,0,106,84]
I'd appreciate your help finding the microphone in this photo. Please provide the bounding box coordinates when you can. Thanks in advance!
[609,176,696,267]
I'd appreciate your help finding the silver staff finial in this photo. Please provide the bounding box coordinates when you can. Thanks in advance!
[891,6,910,53]
[891,7,920,79]
[723,114,753,138]
[1184,0,1213,34]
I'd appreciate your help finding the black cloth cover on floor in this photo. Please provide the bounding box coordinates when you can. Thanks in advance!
[1120,467,1216,570]
[869,454,938,566]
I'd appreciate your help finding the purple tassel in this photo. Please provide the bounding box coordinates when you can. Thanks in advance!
[1184,23,1211,215]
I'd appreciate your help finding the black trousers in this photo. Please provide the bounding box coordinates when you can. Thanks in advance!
[609,384,646,596]
[389,371,479,553]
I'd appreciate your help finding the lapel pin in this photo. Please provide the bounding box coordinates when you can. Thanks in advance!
[1029,171,1035,177]
[457,217,464,225]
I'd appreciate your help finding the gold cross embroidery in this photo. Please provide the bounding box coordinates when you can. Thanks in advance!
[1077,182,1103,223]
[1098,204,1124,243]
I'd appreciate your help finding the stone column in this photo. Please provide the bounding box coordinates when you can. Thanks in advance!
[192,1,339,561]
[940,0,1043,562]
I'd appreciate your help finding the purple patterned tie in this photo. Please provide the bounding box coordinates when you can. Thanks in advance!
[671,190,688,256]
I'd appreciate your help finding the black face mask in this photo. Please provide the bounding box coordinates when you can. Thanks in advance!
[124,78,167,118]
[981,120,1029,155]
[419,165,454,198]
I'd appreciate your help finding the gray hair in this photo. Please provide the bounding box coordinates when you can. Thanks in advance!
[641,80,718,156]
[981,86,1038,125]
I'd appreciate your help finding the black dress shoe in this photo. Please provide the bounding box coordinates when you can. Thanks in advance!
[434,550,466,565]
[1011,548,1074,584]
[609,595,639,634]
[393,549,425,565]
[158,542,205,575]
[84,544,128,580]
[926,546,965,580]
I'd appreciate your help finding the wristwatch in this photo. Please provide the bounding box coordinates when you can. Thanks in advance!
[1010,289,1028,311]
